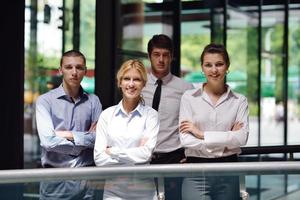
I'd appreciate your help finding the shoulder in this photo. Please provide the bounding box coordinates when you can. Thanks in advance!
[36,88,58,105]
[166,75,193,94]
[101,105,117,115]
[142,104,159,118]
[182,87,198,98]
[230,90,248,104]
[86,93,101,104]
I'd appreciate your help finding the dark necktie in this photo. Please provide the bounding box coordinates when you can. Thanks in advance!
[152,79,163,111]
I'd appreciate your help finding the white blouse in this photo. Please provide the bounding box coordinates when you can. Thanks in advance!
[179,84,249,158]
[94,100,159,200]
[94,101,159,166]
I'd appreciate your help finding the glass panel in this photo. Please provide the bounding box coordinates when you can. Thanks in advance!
[0,162,300,200]
[24,0,96,168]
[118,1,174,55]
[288,3,300,145]
[227,1,259,147]
[64,0,74,51]
[212,5,224,44]
[181,7,210,83]
[260,3,285,146]
[80,0,96,93]
[24,0,64,168]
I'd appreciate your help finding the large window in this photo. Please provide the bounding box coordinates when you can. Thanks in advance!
[25,0,300,168]
[24,0,96,168]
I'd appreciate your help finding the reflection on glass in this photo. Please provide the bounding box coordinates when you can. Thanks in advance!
[24,0,96,168]
[118,1,173,52]
[181,8,210,80]
[227,1,259,147]
[261,4,285,146]
[40,180,101,200]
[288,4,300,145]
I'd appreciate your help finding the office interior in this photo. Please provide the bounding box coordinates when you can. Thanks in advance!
[0,0,300,199]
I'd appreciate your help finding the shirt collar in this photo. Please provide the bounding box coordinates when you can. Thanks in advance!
[115,100,144,117]
[54,84,88,100]
[192,83,239,99]
[149,72,172,85]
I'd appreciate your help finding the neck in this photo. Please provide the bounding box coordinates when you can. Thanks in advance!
[62,82,80,99]
[122,98,139,114]
[152,70,168,80]
[204,82,226,96]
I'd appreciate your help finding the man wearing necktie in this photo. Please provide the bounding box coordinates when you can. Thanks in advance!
[142,34,194,200]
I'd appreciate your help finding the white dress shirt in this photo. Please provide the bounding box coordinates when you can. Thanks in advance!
[94,100,159,166]
[94,100,159,200]
[142,72,193,153]
[179,83,249,158]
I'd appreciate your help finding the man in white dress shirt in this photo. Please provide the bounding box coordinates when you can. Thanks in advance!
[142,34,193,200]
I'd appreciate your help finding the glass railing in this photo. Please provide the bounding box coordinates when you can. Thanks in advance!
[0,161,300,200]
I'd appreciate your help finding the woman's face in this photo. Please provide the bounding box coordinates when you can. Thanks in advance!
[201,53,228,85]
[120,68,145,101]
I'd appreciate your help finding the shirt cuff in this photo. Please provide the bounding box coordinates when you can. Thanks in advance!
[109,147,121,160]
[72,131,85,146]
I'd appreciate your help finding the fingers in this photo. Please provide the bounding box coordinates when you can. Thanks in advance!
[105,147,111,155]
[88,122,97,132]
[139,137,148,146]
[231,122,244,131]
[179,121,192,133]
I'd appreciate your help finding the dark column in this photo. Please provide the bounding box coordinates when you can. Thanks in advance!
[0,1,24,169]
[95,0,117,109]
[73,0,80,50]
[171,0,181,77]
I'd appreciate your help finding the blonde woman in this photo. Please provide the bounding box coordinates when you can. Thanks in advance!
[94,59,159,200]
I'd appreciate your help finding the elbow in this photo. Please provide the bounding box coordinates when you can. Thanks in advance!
[40,140,58,151]
[179,135,189,148]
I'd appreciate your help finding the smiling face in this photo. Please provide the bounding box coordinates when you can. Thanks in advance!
[201,53,228,85]
[149,47,172,78]
[119,68,145,101]
[59,56,86,89]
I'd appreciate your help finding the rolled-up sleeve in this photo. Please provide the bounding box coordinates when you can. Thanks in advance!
[36,97,82,156]
[72,96,102,148]
[179,92,205,149]
[94,111,119,166]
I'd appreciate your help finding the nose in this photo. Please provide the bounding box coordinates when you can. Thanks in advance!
[158,55,164,62]
[128,79,134,86]
[71,67,77,75]
[211,65,218,73]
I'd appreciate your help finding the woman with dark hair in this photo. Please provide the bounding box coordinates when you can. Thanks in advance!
[179,44,249,200]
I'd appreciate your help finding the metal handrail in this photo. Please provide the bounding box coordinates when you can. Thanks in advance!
[0,161,299,184]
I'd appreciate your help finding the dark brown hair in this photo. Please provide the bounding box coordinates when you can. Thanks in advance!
[200,43,230,67]
[147,34,173,56]
[60,50,86,67]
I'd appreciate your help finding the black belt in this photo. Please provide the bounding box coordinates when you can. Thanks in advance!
[152,148,184,160]
[186,154,238,163]
[43,164,55,168]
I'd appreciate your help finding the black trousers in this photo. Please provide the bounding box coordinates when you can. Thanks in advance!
[151,148,185,200]
[183,155,240,200]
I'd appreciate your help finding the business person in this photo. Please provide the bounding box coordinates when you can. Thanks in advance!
[179,43,249,200]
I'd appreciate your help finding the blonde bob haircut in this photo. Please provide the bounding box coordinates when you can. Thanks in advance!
[116,59,148,87]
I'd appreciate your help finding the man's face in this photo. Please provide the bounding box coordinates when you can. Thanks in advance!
[59,56,86,88]
[149,47,172,77]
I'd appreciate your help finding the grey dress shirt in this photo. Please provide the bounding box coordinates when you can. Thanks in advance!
[36,85,102,168]
[142,72,193,153]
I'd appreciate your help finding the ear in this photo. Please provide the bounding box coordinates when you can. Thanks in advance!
[58,67,63,75]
